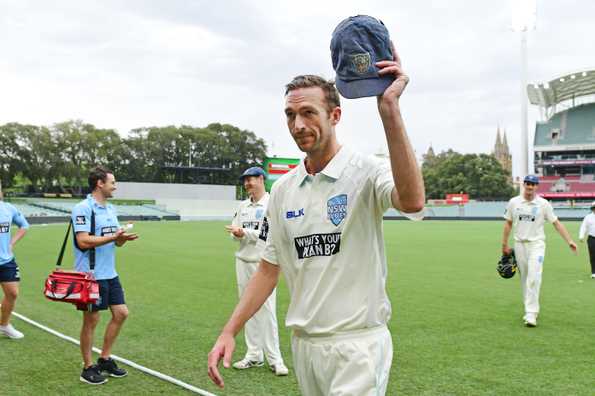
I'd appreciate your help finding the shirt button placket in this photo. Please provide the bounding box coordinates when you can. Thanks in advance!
[311,174,326,222]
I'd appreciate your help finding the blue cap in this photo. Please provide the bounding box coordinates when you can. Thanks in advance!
[523,175,540,184]
[239,167,265,181]
[331,15,395,99]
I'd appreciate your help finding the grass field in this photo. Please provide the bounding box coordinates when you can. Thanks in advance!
[1,220,593,395]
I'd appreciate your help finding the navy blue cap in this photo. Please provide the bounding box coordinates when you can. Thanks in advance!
[239,166,265,181]
[331,15,395,99]
[523,175,540,184]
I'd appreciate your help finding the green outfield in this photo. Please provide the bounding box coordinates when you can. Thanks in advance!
[1,220,593,395]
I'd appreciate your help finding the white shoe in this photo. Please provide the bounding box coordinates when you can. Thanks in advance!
[0,324,24,339]
[524,313,537,327]
[591,274,595,279]
[270,362,289,376]
[232,358,264,370]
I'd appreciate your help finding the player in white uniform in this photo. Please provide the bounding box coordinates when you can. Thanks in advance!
[225,167,288,376]
[578,201,595,278]
[502,175,577,327]
[208,46,425,394]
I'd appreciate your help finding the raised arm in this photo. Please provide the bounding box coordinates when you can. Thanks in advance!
[376,43,425,213]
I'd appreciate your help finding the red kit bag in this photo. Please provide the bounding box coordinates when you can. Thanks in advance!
[44,269,99,304]
[44,212,99,308]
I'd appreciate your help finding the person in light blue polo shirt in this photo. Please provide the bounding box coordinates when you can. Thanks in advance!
[72,166,138,385]
[0,191,29,340]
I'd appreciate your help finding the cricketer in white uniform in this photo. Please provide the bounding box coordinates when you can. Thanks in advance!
[578,202,595,278]
[208,36,425,395]
[502,175,577,327]
[225,166,288,376]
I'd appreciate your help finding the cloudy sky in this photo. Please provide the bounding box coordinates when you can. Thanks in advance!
[1,0,594,177]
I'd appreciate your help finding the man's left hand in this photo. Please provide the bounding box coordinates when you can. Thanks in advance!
[115,229,138,246]
[569,241,578,254]
[225,225,244,238]
[376,41,409,105]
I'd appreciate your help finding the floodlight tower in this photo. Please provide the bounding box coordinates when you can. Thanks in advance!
[511,0,536,177]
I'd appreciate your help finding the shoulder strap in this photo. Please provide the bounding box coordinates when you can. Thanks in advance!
[89,211,95,271]
[55,221,72,267]
[57,210,96,271]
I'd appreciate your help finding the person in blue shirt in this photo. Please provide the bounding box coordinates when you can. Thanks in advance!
[0,191,29,340]
[72,166,138,385]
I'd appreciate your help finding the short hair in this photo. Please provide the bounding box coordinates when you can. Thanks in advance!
[88,166,113,190]
[285,75,341,113]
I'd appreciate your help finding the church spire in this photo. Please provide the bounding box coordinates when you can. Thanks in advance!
[423,144,436,165]
[426,144,435,158]
[502,130,510,155]
[494,127,502,156]
[493,126,512,184]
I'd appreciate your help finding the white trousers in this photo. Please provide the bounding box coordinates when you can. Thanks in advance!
[235,258,283,365]
[514,240,546,316]
[291,326,393,396]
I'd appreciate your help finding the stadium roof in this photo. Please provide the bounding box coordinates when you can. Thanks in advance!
[533,102,595,151]
[527,69,595,111]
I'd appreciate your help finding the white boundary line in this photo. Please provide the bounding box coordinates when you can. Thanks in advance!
[9,310,218,396]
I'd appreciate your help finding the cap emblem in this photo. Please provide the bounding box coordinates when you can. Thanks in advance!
[351,53,371,74]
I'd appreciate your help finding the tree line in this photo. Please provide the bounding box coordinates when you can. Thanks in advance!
[0,120,267,194]
[422,149,516,200]
[1,119,514,200]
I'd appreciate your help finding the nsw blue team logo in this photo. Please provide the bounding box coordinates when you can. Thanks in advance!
[255,209,264,219]
[327,194,347,226]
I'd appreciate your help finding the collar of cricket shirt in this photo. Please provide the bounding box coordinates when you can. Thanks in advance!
[249,192,269,206]
[87,193,108,209]
[297,145,351,186]
[521,195,538,205]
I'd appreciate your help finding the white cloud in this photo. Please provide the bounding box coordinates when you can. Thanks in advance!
[0,0,594,177]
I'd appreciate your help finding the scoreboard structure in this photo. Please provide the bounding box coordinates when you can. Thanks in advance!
[263,157,300,191]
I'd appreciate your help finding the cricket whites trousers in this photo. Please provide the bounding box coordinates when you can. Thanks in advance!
[291,325,393,396]
[235,257,283,365]
[514,240,546,316]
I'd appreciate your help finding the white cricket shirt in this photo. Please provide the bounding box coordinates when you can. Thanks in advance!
[260,146,422,336]
[232,193,269,262]
[579,212,595,240]
[504,195,558,242]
